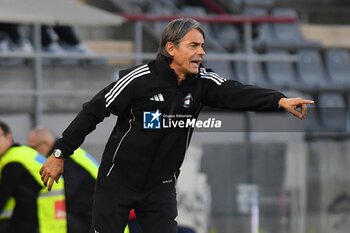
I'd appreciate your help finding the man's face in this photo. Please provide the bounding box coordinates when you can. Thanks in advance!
[0,129,12,156]
[167,28,205,77]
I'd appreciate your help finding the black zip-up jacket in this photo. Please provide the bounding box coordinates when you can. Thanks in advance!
[55,57,285,191]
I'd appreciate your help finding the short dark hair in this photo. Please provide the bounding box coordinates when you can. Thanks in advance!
[156,18,205,62]
[0,121,11,135]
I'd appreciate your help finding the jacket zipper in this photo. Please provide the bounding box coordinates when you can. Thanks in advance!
[107,113,134,176]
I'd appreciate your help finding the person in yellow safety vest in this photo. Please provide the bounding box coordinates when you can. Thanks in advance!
[0,120,67,233]
[27,125,133,233]
[28,126,99,233]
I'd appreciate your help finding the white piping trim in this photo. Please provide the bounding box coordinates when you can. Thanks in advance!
[199,68,226,84]
[203,71,226,81]
[200,67,226,79]
[106,117,133,177]
[105,64,148,100]
[106,70,150,107]
[201,75,223,85]
[185,126,192,152]
[106,163,115,177]
[105,65,150,107]
[106,70,151,107]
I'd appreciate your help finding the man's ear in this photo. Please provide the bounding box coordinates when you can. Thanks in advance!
[165,42,175,57]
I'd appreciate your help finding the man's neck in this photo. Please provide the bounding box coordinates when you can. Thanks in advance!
[176,74,186,85]
[169,62,186,85]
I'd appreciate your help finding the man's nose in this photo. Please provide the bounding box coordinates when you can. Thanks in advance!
[198,47,205,55]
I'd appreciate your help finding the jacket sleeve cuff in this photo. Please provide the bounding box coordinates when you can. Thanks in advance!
[275,93,287,111]
[52,138,75,159]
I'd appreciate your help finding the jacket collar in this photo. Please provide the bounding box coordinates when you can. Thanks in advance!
[154,56,199,86]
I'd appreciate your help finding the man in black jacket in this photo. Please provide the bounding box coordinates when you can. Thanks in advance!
[40,18,314,233]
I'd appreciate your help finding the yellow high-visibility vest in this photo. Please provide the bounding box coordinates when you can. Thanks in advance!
[0,197,15,220]
[0,146,67,233]
[70,148,98,179]
[124,225,130,233]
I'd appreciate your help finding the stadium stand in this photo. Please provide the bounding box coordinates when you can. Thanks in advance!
[243,7,277,51]
[147,0,177,38]
[240,0,274,8]
[271,8,321,50]
[243,7,296,52]
[230,0,274,10]
[2,1,350,233]
[210,22,241,52]
[180,6,227,51]
[301,24,350,49]
[179,5,237,80]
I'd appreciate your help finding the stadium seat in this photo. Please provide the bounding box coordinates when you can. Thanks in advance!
[203,57,236,81]
[324,48,350,87]
[243,7,292,52]
[234,56,269,86]
[298,92,321,132]
[317,93,347,132]
[244,7,271,51]
[180,6,226,51]
[233,0,274,9]
[296,49,330,88]
[211,23,241,52]
[271,8,321,51]
[181,6,237,79]
[149,1,175,38]
[265,49,298,89]
[243,6,268,17]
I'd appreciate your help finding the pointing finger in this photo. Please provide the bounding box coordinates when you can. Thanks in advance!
[295,99,314,105]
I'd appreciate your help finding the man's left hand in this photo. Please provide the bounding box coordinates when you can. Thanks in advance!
[278,97,314,120]
[39,155,64,191]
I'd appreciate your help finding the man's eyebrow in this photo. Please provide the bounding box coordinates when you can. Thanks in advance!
[189,41,204,45]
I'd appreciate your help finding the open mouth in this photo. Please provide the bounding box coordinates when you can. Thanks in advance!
[190,60,201,66]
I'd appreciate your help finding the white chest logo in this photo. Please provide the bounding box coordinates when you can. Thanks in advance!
[150,93,164,102]
[182,93,193,108]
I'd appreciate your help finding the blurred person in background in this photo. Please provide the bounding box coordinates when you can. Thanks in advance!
[28,126,98,233]
[39,18,313,233]
[0,23,33,53]
[0,23,90,54]
[0,121,67,233]
[41,25,91,54]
